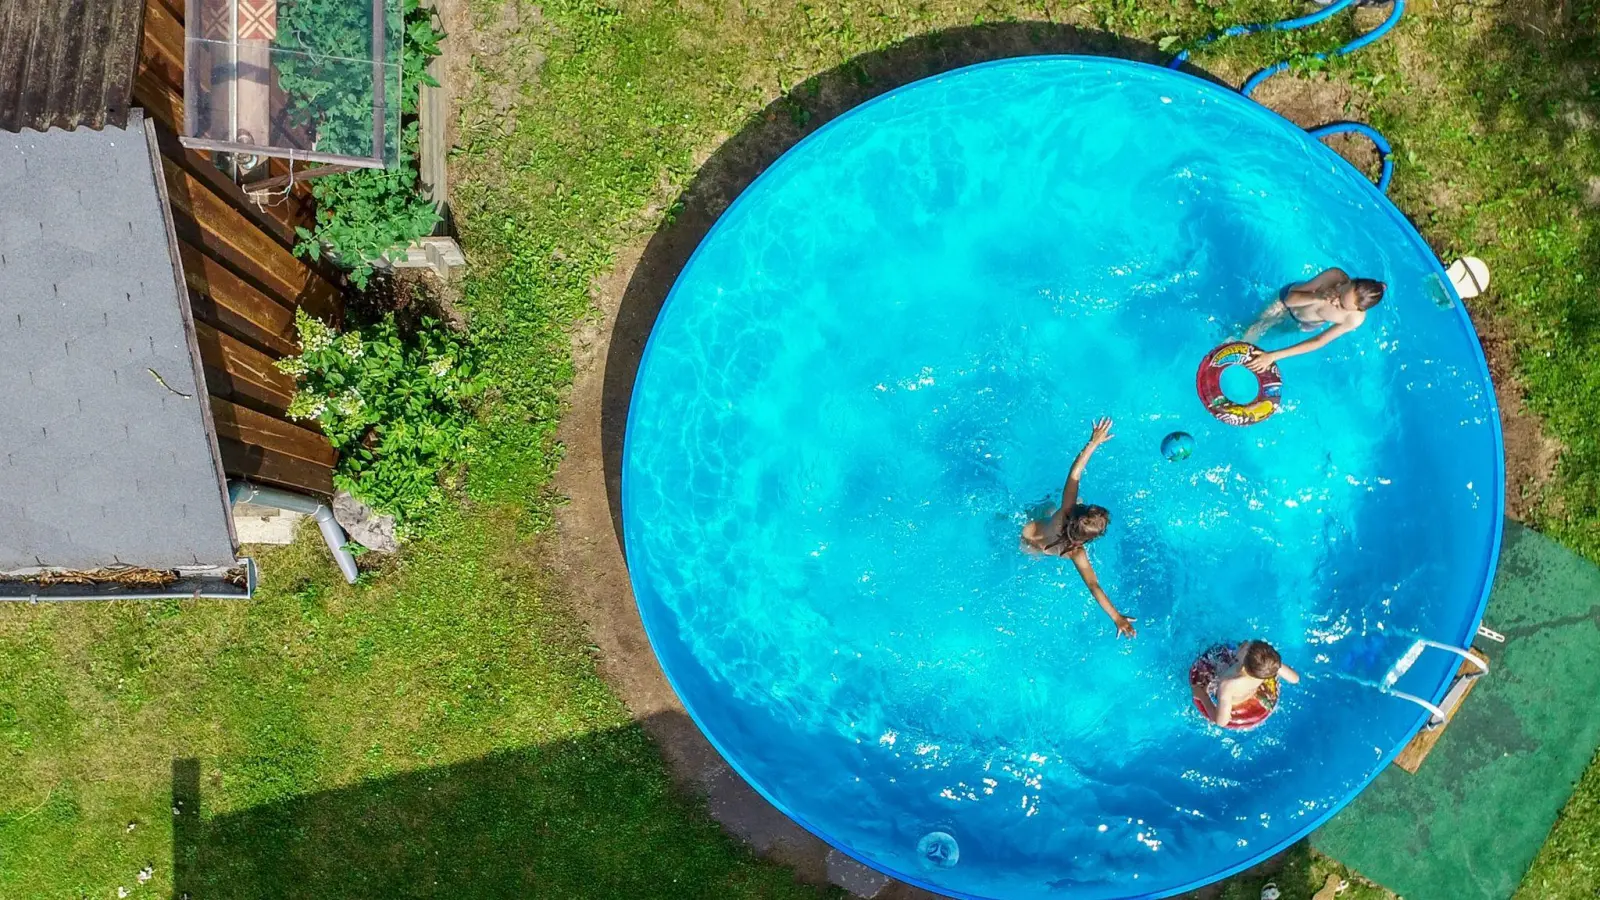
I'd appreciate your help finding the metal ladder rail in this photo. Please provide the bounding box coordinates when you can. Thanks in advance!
[1381,639,1488,729]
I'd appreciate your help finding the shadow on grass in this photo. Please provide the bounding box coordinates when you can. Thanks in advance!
[598,22,1178,548]
[169,713,827,899]
[1442,0,1600,545]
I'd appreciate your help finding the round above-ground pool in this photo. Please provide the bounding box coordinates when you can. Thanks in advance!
[621,57,1504,899]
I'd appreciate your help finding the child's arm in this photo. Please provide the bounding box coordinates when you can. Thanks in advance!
[1059,418,1114,509]
[1210,692,1235,727]
[1069,551,1136,638]
[1245,319,1358,372]
[1286,267,1348,301]
[1278,662,1301,684]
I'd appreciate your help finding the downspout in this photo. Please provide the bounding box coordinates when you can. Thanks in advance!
[228,480,360,584]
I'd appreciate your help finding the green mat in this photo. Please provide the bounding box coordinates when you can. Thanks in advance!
[1312,521,1600,900]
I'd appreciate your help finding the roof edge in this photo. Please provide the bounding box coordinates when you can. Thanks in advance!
[0,560,255,601]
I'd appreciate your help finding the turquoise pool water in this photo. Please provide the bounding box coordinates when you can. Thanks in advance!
[622,58,1503,899]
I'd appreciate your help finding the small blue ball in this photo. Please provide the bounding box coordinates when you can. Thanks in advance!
[1161,431,1195,462]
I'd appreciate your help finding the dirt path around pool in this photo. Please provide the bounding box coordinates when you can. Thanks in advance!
[549,232,944,899]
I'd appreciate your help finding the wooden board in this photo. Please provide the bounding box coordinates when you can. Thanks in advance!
[133,61,184,133]
[179,241,300,356]
[162,157,343,317]
[194,320,297,412]
[158,129,322,254]
[217,438,335,497]
[1393,648,1491,774]
[139,0,184,92]
[209,397,336,468]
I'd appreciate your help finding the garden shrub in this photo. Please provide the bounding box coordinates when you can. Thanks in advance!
[277,309,482,531]
[283,0,445,288]
[296,124,441,290]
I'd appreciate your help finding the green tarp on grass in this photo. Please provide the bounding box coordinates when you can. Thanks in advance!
[1313,521,1600,900]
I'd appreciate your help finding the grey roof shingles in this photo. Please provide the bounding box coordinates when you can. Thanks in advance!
[0,112,239,570]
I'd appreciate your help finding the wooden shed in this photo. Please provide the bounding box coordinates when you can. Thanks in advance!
[1,0,349,499]
[0,0,367,596]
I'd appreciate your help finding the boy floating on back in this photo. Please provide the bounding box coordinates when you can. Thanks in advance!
[1243,267,1386,373]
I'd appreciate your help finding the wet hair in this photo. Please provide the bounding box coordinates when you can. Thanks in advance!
[1350,278,1386,310]
[1243,642,1282,680]
[1045,504,1110,553]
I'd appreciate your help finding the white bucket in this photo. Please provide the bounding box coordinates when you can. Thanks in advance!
[1446,256,1491,299]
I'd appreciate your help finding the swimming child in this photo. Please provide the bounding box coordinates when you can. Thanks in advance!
[1020,417,1136,638]
[1193,640,1300,728]
[1242,267,1385,373]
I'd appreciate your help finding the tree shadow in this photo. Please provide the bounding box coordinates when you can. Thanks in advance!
[1441,0,1600,531]
[597,23,1182,550]
[170,712,834,899]
[168,705,1313,899]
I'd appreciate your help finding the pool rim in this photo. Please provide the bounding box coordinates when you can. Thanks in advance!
[620,54,1508,900]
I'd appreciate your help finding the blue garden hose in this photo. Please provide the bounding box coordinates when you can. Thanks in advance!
[1308,122,1394,191]
[1240,0,1407,97]
[1166,0,1367,70]
[1167,0,1404,192]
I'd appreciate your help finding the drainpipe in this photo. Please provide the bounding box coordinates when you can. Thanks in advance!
[228,480,360,584]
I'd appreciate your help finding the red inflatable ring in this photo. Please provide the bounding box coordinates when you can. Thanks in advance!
[1196,341,1282,426]
[1189,643,1280,731]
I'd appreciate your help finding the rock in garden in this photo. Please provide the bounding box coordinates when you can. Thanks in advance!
[332,491,400,553]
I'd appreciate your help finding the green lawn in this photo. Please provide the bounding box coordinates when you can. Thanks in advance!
[4,0,1600,897]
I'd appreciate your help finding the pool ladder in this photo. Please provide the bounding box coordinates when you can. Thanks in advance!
[1380,638,1489,731]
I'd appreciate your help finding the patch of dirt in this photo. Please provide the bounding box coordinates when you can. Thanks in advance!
[1473,311,1564,520]
[1247,67,1361,131]
[1561,101,1598,132]
[348,268,467,331]
[549,234,942,899]
[1586,176,1600,208]
[1250,74,1388,178]
[453,1,546,139]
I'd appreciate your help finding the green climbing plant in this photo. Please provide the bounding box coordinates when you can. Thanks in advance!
[286,0,444,288]
[295,124,441,289]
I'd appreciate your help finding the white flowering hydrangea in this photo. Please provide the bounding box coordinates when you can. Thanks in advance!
[275,355,309,378]
[286,393,327,421]
[335,390,364,417]
[296,312,335,353]
[271,308,479,530]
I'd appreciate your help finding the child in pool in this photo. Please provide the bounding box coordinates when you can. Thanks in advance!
[1242,268,1386,373]
[1194,640,1300,727]
[1020,417,1137,638]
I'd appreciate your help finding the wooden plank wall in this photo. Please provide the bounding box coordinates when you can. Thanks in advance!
[136,0,345,497]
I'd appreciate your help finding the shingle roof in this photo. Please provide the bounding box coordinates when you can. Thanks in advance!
[0,112,240,570]
[0,0,144,133]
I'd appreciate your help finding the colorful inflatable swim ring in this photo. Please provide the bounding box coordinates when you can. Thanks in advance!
[1196,341,1282,426]
[1189,643,1280,731]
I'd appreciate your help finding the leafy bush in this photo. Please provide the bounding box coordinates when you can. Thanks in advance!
[277,310,481,531]
[274,0,385,158]
[295,124,441,290]
[288,0,444,288]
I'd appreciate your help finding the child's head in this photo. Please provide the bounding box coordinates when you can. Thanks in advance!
[1349,278,1386,310]
[1242,641,1282,680]
[1068,504,1111,545]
